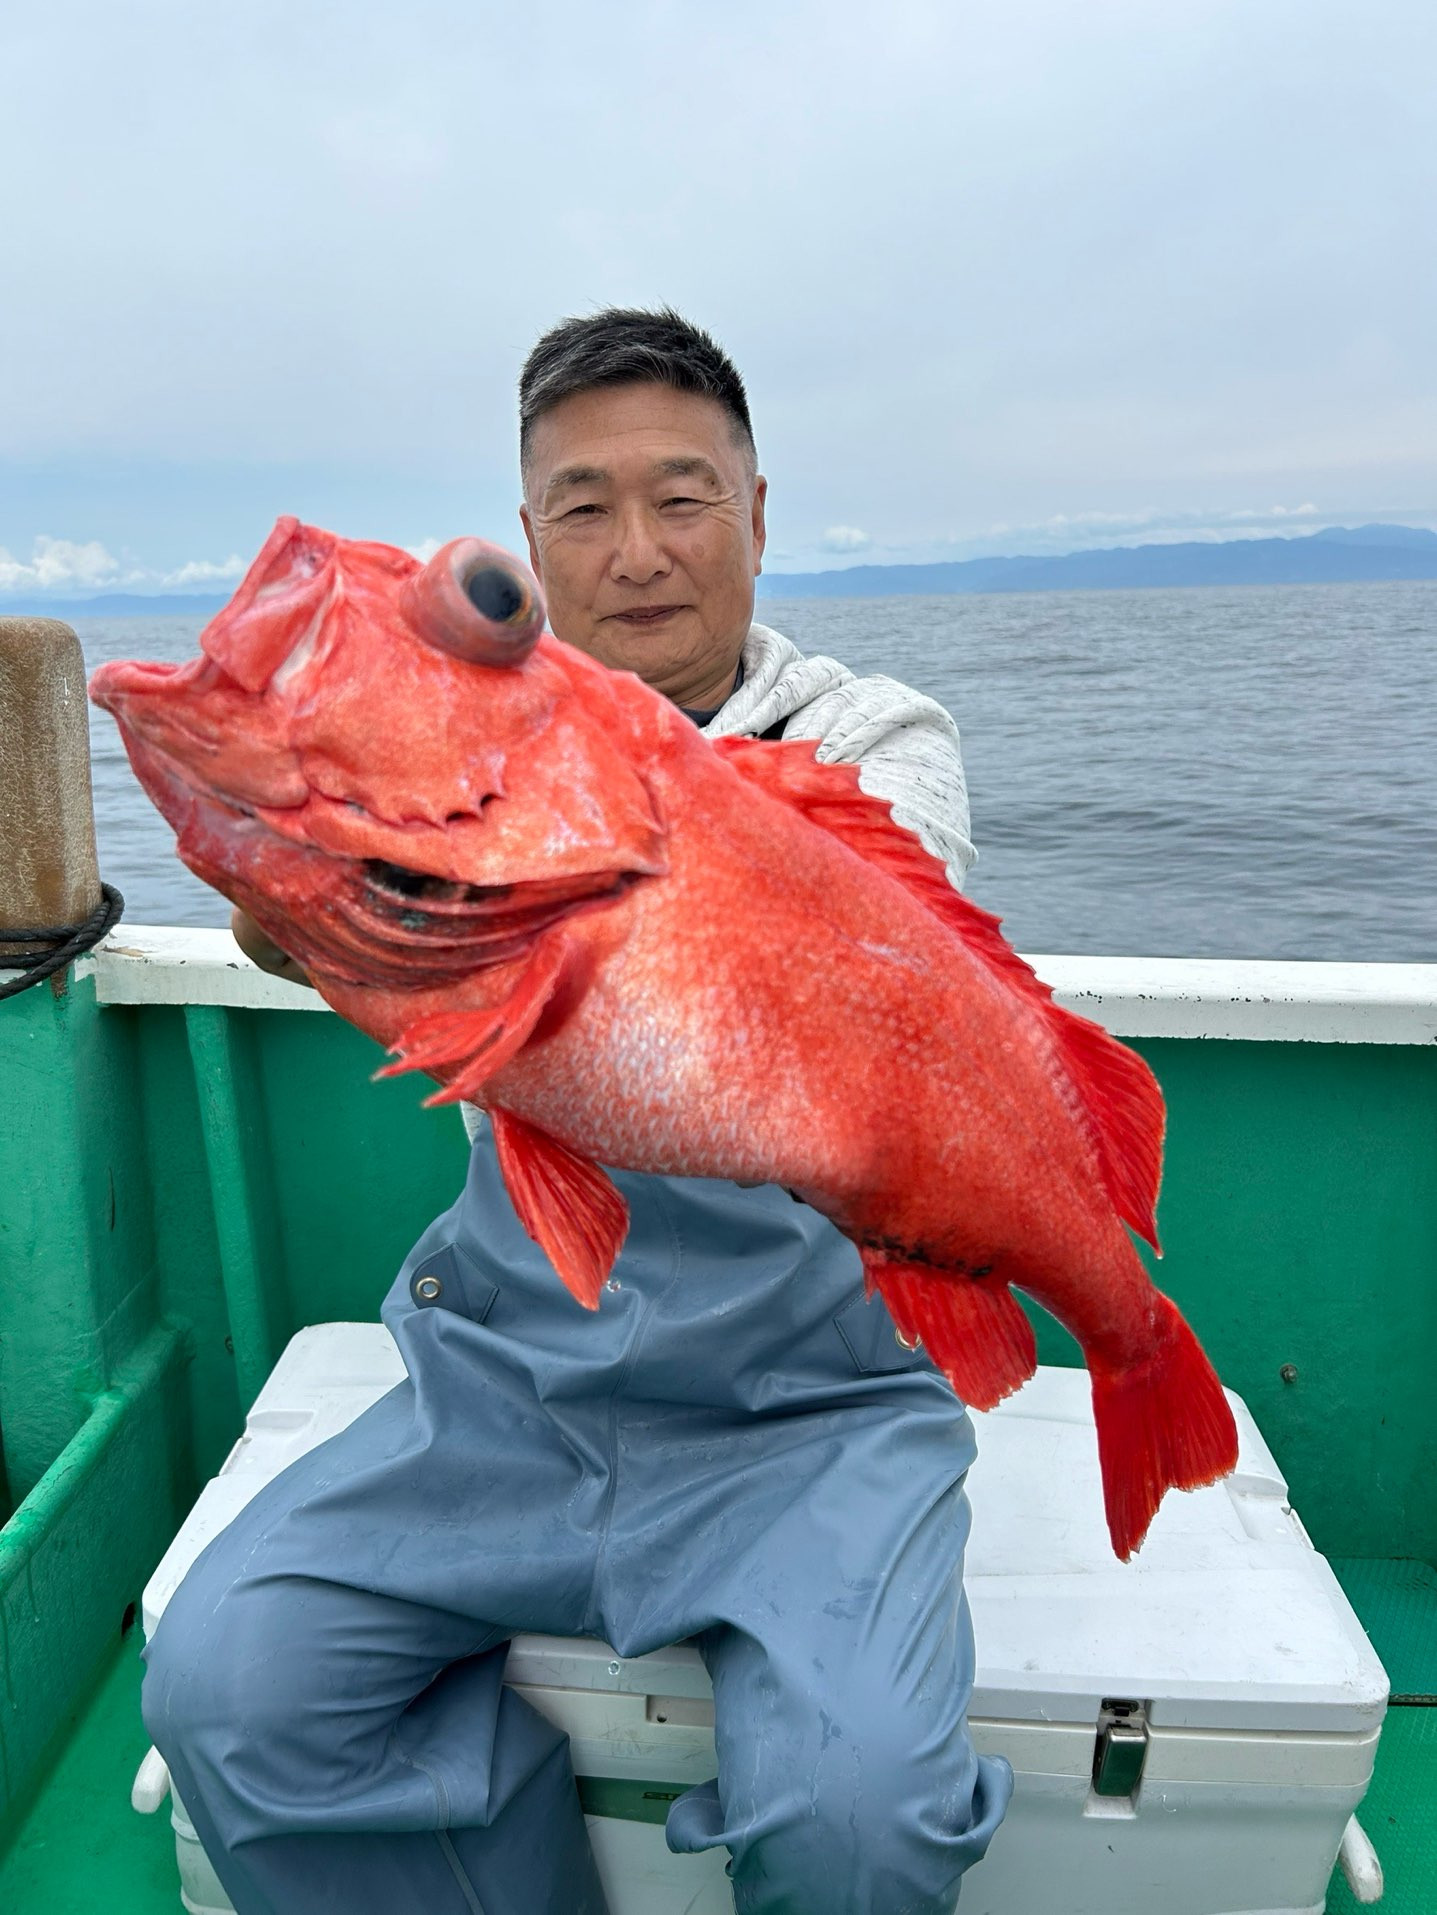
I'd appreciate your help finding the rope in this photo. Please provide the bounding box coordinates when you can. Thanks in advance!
[0,882,126,1001]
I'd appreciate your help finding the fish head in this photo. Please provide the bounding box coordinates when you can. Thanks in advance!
[89,517,670,987]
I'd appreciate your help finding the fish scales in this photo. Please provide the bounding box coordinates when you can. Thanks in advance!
[90,517,1239,1558]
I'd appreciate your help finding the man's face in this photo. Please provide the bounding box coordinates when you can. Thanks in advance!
[520,382,767,709]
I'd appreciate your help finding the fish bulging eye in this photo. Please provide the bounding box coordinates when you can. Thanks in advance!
[464,565,528,625]
[403,538,545,666]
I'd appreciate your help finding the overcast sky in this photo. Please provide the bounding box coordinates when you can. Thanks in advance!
[2,0,1434,595]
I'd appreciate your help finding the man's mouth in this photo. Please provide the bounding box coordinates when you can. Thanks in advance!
[608,605,686,627]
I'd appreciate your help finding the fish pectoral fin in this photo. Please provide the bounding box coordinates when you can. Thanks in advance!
[376,937,569,1106]
[864,1250,1037,1411]
[490,1107,629,1310]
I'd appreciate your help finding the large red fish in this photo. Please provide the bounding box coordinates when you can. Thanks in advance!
[91,517,1238,1558]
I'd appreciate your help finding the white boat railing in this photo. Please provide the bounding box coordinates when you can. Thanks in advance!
[77,925,1437,1046]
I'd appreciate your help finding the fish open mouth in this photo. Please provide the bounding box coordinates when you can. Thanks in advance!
[95,721,652,982]
[363,859,498,909]
[354,855,641,955]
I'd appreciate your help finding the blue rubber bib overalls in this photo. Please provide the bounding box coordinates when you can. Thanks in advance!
[144,1128,1012,1913]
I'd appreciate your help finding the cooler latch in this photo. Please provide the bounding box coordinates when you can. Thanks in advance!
[1092,1699,1149,1798]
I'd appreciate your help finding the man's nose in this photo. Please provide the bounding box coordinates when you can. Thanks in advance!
[608,505,671,585]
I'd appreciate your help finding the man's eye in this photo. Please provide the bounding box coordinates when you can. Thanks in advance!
[563,503,603,519]
[661,496,703,510]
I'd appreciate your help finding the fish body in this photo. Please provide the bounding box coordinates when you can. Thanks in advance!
[91,518,1239,1558]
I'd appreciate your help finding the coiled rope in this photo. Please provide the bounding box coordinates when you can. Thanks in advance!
[0,882,125,1001]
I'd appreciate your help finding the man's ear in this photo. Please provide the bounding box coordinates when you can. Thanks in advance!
[519,502,543,582]
[751,476,768,577]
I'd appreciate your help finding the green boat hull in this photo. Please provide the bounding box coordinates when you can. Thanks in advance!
[2,942,1435,1907]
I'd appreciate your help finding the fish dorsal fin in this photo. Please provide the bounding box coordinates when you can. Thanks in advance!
[713,736,1165,1249]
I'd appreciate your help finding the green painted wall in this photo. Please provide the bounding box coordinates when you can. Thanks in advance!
[1023,1036,1437,1564]
[2,971,1435,1841]
[1145,1035,1437,1564]
[0,974,468,1834]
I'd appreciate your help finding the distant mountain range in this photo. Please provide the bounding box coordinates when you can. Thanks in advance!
[757,523,1437,599]
[2,591,238,617]
[2,523,1435,618]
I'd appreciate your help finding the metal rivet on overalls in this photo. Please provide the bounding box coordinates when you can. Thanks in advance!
[608,1660,622,1677]
[415,1275,443,1301]
[895,1328,920,1351]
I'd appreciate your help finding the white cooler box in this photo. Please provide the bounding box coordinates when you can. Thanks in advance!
[133,1324,1388,1915]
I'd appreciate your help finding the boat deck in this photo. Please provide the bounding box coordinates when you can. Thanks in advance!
[1324,1559,1437,1915]
[0,1558,1431,1914]
[4,947,1436,1910]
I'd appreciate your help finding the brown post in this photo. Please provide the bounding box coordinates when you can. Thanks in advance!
[0,617,102,964]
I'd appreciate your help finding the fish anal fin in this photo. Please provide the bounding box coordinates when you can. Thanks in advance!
[864,1250,1037,1412]
[491,1107,629,1309]
[375,937,570,1106]
[717,736,1164,1249]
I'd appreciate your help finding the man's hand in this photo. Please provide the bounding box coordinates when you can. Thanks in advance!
[230,906,314,988]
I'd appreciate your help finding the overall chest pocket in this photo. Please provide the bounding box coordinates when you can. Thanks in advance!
[407,1239,500,1325]
[832,1289,931,1375]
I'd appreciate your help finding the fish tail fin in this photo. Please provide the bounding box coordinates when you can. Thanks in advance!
[865,1252,1037,1409]
[1089,1295,1240,1560]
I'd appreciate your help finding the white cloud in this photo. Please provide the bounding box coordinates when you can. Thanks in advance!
[999,502,1323,544]
[999,501,1330,551]
[406,537,444,562]
[0,535,124,592]
[2,5,1435,561]
[822,525,870,552]
[0,535,248,597]
[767,501,1437,573]
[162,554,245,587]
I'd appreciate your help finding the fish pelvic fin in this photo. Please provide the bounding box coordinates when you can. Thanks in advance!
[1089,1294,1240,1560]
[863,1249,1037,1410]
[491,1107,629,1309]
[715,736,1165,1251]
[376,938,569,1106]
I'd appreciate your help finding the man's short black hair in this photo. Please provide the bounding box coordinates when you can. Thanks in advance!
[519,307,755,479]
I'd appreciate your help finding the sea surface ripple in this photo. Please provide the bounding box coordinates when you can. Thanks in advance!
[76,579,1436,962]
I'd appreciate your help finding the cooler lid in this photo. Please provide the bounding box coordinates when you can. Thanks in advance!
[143,1327,1388,1746]
[506,1634,713,1701]
[142,1323,410,1639]
[963,1367,1388,1734]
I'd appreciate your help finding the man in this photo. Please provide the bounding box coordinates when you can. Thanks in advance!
[148,309,1013,1914]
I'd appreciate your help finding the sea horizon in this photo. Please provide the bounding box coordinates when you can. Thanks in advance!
[73,577,1437,967]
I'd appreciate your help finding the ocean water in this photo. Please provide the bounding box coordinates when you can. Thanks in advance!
[75,579,1437,962]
